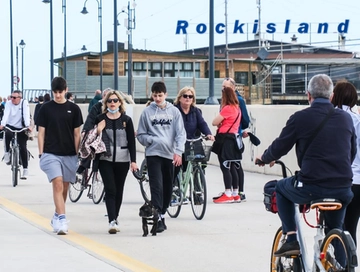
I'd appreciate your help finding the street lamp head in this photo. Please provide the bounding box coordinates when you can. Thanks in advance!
[81,45,87,51]
[81,7,89,15]
[19,39,26,49]
[42,0,51,3]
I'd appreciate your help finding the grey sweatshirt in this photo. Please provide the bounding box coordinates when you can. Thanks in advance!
[137,101,186,160]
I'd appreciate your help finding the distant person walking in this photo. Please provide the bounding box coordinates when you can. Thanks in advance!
[37,77,83,235]
[88,89,102,113]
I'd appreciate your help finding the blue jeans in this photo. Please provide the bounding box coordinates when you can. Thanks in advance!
[276,176,353,234]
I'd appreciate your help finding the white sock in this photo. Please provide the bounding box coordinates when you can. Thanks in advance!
[225,190,232,197]
[232,189,239,196]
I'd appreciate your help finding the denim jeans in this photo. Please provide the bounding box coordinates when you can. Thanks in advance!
[275,176,353,234]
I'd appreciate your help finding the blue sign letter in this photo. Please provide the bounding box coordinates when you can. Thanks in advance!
[196,23,207,34]
[338,19,349,33]
[317,23,329,33]
[216,23,225,34]
[233,20,245,34]
[266,23,276,34]
[176,20,189,34]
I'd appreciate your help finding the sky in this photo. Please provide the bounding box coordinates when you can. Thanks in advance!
[1,0,359,99]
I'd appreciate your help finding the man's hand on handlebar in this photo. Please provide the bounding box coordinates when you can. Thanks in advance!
[255,157,276,167]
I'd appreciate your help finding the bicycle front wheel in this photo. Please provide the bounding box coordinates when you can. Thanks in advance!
[190,166,207,220]
[319,228,357,272]
[139,159,151,203]
[167,174,182,218]
[91,172,105,204]
[11,148,19,187]
[270,227,302,272]
[69,173,85,202]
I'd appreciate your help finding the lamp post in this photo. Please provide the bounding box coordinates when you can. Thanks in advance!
[42,0,54,87]
[118,1,136,96]
[19,39,26,91]
[62,0,67,79]
[10,0,14,93]
[81,45,87,52]
[81,0,103,91]
[113,0,118,90]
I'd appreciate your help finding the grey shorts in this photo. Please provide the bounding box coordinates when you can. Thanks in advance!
[39,153,78,183]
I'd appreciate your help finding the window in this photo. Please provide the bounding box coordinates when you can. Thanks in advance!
[285,65,306,94]
[235,72,248,85]
[152,62,162,70]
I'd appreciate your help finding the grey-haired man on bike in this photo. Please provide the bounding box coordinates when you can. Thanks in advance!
[256,74,355,257]
[0,90,31,179]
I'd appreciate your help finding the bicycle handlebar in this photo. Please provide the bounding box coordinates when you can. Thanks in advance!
[255,159,288,178]
[186,135,209,143]
[4,126,29,133]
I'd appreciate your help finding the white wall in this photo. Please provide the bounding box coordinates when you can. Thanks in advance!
[30,103,308,176]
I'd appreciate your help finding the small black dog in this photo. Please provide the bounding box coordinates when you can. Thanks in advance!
[139,202,159,237]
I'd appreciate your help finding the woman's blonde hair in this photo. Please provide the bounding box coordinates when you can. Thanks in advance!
[102,90,126,114]
[174,86,196,106]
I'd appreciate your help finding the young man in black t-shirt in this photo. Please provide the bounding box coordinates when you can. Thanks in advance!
[37,77,83,235]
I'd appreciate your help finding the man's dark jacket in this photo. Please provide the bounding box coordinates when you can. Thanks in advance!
[261,98,356,188]
[83,101,102,132]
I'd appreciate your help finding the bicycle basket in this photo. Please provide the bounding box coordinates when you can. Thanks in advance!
[185,143,212,162]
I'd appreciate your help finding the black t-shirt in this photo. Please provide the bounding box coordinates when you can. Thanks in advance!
[37,100,83,156]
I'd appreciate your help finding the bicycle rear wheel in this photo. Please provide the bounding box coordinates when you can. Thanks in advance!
[319,228,357,272]
[139,159,151,203]
[91,171,105,204]
[11,148,19,187]
[167,174,182,218]
[69,172,86,202]
[190,166,207,220]
[270,227,302,272]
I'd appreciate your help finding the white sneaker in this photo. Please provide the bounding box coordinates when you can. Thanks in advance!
[108,220,119,234]
[51,217,59,233]
[21,169,28,179]
[4,152,10,165]
[57,219,68,235]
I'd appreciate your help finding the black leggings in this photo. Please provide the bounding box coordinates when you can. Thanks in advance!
[98,160,129,223]
[217,155,241,190]
[5,128,28,169]
[344,184,360,246]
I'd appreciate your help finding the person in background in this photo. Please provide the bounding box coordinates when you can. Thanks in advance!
[34,95,44,131]
[331,81,360,246]
[88,89,102,113]
[66,92,74,103]
[212,86,242,204]
[0,97,5,139]
[256,74,355,260]
[0,90,31,179]
[173,86,214,201]
[1,97,6,107]
[34,97,39,104]
[213,77,250,202]
[44,93,51,103]
[137,81,186,233]
[95,90,138,233]
[37,77,83,235]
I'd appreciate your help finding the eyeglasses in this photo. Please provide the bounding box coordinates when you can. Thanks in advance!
[182,94,194,99]
[11,96,20,99]
[107,98,119,103]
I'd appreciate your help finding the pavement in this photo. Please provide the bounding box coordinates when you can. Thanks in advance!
[0,139,359,272]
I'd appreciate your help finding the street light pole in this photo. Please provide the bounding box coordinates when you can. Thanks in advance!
[19,40,26,91]
[62,0,67,79]
[10,0,14,93]
[114,0,119,90]
[81,0,103,91]
[42,0,54,87]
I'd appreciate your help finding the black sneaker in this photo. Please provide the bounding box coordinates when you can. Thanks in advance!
[156,219,165,233]
[162,218,167,230]
[274,240,300,257]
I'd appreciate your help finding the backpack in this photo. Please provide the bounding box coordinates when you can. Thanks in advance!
[263,180,278,213]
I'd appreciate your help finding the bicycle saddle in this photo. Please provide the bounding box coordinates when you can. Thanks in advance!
[310,198,342,211]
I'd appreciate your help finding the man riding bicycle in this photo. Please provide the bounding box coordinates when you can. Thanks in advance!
[0,90,32,179]
[256,74,355,257]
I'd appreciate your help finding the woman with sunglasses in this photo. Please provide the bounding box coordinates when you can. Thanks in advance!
[96,90,138,234]
[173,87,214,184]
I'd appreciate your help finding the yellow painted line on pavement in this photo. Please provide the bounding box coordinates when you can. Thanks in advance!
[0,196,160,272]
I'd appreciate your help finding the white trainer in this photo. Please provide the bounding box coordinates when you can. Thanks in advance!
[4,152,10,165]
[21,169,28,179]
[108,220,119,234]
[51,217,59,233]
[57,219,68,235]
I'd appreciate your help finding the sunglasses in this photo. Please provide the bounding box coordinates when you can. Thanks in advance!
[11,96,20,99]
[182,94,194,99]
[107,98,119,103]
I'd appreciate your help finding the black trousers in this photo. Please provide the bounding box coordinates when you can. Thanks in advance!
[344,184,360,246]
[147,156,174,214]
[5,127,28,169]
[98,160,129,223]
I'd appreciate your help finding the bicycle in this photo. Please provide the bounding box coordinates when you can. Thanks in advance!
[167,136,211,220]
[267,160,358,272]
[69,159,105,204]
[4,126,29,187]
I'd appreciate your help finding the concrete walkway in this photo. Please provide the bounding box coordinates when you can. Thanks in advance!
[0,140,358,272]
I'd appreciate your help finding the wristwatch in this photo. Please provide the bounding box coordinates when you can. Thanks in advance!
[39,154,42,158]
